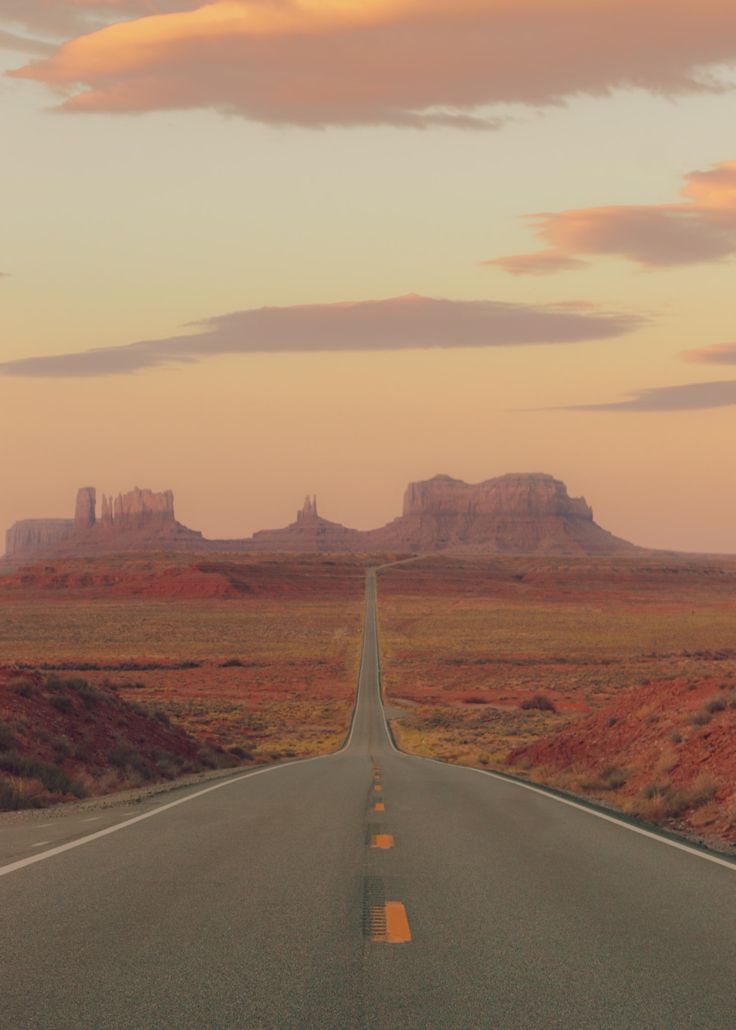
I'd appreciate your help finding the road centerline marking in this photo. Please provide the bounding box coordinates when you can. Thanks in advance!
[371,834,394,849]
[370,902,412,943]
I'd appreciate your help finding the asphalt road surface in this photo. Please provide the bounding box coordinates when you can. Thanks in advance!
[2,570,736,1029]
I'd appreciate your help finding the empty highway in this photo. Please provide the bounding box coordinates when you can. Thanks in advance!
[2,570,736,1028]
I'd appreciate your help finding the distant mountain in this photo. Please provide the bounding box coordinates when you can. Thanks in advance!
[4,474,636,559]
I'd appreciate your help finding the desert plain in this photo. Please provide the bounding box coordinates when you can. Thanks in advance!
[2,551,736,853]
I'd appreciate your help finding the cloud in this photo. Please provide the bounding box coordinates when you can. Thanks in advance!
[562,380,736,412]
[490,161,736,271]
[0,29,55,54]
[682,342,736,364]
[0,1,199,41]
[483,251,589,276]
[0,293,643,378]
[8,0,736,128]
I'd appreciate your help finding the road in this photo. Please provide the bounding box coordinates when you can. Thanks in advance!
[2,569,736,1028]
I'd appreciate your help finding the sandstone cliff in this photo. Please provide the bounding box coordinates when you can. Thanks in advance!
[5,519,75,558]
[4,473,636,559]
[5,486,201,560]
[365,474,634,554]
[74,487,96,529]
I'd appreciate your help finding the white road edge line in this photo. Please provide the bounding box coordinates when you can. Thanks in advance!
[0,754,332,880]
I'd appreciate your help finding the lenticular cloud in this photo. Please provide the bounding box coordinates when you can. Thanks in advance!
[9,0,736,128]
[0,294,643,378]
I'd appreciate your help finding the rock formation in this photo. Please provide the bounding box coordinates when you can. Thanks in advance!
[5,486,201,559]
[249,495,363,552]
[74,487,97,529]
[3,473,637,559]
[296,496,319,523]
[100,494,113,527]
[365,474,635,554]
[107,488,175,529]
[5,519,75,558]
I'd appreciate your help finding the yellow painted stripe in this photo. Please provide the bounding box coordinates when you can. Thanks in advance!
[371,834,394,850]
[374,784,382,793]
[370,902,412,943]
[374,802,385,811]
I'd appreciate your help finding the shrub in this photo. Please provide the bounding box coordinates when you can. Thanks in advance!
[0,750,84,797]
[600,766,629,790]
[0,722,16,750]
[636,775,718,821]
[50,695,74,716]
[689,709,712,726]
[109,745,152,779]
[221,658,245,668]
[228,746,253,760]
[583,766,630,792]
[10,678,37,699]
[704,696,726,714]
[520,694,557,713]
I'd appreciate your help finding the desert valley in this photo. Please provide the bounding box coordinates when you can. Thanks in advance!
[2,474,735,855]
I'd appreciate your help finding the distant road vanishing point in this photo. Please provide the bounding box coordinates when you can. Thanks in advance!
[2,571,736,1028]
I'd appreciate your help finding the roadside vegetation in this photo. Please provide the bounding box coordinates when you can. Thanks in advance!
[378,555,736,850]
[0,556,365,810]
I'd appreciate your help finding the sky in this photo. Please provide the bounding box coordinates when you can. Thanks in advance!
[1,0,736,552]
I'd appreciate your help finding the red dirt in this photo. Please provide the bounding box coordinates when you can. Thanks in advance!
[0,556,368,601]
[0,668,235,809]
[508,674,736,846]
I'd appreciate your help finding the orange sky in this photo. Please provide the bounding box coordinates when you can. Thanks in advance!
[1,1,736,552]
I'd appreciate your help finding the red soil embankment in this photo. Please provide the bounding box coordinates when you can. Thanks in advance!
[509,673,736,846]
[0,668,235,810]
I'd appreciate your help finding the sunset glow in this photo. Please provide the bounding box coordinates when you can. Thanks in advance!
[1,0,736,552]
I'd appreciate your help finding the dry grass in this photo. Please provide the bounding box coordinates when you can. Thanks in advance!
[377,554,736,846]
[0,557,365,763]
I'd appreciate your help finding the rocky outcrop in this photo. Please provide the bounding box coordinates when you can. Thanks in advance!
[249,496,363,553]
[4,487,201,560]
[106,488,175,529]
[365,474,634,554]
[297,496,319,523]
[4,473,637,559]
[74,487,96,529]
[402,474,593,520]
[5,520,75,558]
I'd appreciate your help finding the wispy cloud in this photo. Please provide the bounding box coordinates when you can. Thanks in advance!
[561,380,736,412]
[683,341,736,364]
[0,293,644,378]
[483,251,589,277]
[489,161,736,272]
[0,1,200,39]
[8,1,736,128]
[0,28,55,54]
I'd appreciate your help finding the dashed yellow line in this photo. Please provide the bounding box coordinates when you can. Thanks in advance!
[371,834,394,850]
[369,902,412,944]
[374,801,385,812]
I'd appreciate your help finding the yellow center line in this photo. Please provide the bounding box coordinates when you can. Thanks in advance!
[371,834,394,849]
[374,784,382,792]
[374,801,385,811]
[369,902,412,944]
